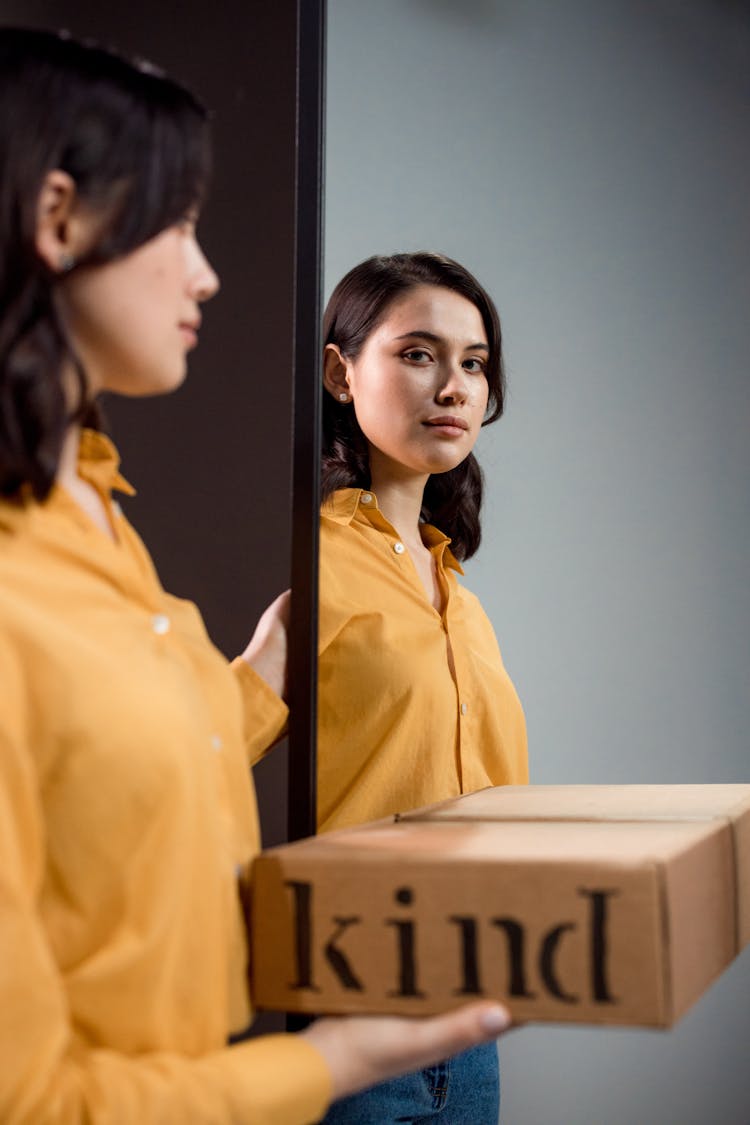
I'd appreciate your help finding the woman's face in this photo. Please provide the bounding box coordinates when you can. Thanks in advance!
[56,217,219,398]
[334,284,490,483]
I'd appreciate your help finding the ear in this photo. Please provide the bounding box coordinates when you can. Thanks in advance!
[323,343,354,402]
[34,170,82,273]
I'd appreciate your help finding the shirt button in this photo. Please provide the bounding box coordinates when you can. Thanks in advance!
[361,492,372,504]
[393,542,406,554]
[460,702,468,715]
[151,613,171,636]
[211,734,223,752]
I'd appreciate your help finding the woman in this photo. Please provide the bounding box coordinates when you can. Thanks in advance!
[318,253,528,832]
[0,29,510,1124]
[317,253,529,1121]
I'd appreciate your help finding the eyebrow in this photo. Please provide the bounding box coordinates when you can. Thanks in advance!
[393,330,489,351]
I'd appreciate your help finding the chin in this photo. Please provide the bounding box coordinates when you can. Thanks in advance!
[106,367,188,398]
[423,454,470,476]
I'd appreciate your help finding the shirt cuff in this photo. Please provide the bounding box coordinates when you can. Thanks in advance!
[206,1033,333,1124]
[231,657,289,764]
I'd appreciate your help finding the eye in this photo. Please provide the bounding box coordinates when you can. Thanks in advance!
[463,357,487,375]
[402,348,432,364]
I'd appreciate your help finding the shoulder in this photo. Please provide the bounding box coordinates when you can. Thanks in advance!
[318,513,373,606]
[0,503,41,620]
[449,572,483,611]
[449,574,504,643]
[319,491,377,572]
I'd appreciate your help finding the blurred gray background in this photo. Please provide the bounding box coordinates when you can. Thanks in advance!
[324,1,749,1122]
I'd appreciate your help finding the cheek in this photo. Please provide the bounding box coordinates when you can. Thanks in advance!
[475,381,490,413]
[380,385,423,434]
[353,370,402,418]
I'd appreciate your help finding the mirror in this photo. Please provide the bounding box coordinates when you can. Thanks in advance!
[322,1,749,1120]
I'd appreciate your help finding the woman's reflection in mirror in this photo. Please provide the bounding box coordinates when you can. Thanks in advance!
[317,251,529,1124]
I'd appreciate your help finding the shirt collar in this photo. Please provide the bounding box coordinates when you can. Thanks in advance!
[77,429,136,497]
[321,487,464,574]
[419,522,464,575]
[321,487,365,526]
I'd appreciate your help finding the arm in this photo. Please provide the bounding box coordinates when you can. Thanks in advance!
[240,590,290,703]
[0,643,330,1124]
[233,590,290,765]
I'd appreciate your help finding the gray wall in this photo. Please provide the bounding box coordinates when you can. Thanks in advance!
[325,2,749,1122]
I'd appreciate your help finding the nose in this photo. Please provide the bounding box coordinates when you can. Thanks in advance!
[188,235,220,303]
[435,360,469,405]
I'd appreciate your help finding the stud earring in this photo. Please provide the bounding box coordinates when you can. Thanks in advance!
[59,253,76,273]
[338,392,350,402]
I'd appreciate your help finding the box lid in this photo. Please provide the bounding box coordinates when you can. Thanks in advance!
[399,784,750,952]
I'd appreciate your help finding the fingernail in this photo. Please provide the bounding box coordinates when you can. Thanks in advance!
[480,1006,511,1034]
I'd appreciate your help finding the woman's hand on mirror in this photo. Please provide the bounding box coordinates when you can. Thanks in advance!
[300,1001,512,1102]
[240,589,291,700]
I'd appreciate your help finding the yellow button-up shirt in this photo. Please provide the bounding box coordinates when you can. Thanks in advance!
[0,431,331,1124]
[318,489,528,832]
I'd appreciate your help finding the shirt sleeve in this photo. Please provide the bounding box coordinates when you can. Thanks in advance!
[0,645,330,1125]
[231,656,289,765]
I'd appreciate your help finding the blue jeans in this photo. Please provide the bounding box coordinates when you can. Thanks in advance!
[320,1041,500,1124]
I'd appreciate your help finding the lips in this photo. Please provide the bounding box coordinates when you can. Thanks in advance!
[423,415,469,432]
[178,317,201,348]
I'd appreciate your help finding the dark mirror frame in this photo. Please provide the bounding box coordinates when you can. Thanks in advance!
[287,0,325,843]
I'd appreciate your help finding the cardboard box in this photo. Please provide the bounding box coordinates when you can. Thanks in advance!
[250,784,750,1027]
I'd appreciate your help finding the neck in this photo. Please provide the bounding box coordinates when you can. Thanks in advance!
[57,423,83,488]
[368,456,429,546]
[54,420,118,543]
[57,356,93,487]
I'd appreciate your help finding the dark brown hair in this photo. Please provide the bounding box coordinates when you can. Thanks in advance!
[0,27,211,499]
[322,251,506,560]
